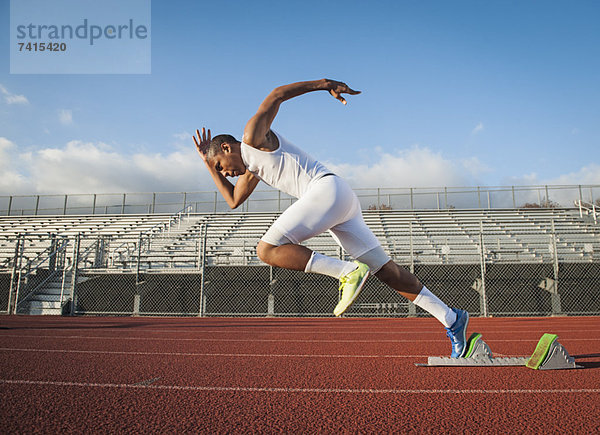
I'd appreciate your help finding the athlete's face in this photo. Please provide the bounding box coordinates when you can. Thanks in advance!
[211,144,247,178]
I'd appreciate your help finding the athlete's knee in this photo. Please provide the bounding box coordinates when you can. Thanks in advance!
[256,241,275,263]
[356,246,390,274]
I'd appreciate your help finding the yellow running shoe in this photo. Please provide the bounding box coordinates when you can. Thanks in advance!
[333,261,370,317]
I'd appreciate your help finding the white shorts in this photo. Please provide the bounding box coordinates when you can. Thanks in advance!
[262,175,384,260]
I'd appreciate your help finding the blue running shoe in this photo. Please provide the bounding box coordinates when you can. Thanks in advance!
[445,308,469,358]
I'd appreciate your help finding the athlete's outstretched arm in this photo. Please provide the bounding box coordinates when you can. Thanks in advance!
[243,79,360,148]
[193,128,260,209]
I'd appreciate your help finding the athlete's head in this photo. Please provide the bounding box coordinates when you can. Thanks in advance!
[207,134,247,178]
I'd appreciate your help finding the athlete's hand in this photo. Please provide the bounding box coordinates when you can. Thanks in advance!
[325,79,361,105]
[193,127,211,163]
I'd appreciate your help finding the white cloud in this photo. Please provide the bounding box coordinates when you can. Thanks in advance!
[58,109,73,125]
[0,84,29,105]
[0,138,210,195]
[505,164,600,187]
[325,146,485,188]
[545,164,600,185]
[173,131,192,141]
[0,137,597,212]
[471,122,484,135]
[0,138,15,173]
[0,137,28,193]
[501,164,600,207]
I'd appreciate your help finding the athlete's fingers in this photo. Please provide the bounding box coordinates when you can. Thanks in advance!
[207,128,211,142]
[346,87,361,95]
[336,92,347,105]
[330,89,346,104]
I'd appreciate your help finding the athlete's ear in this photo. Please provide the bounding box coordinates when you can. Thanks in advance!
[221,143,231,153]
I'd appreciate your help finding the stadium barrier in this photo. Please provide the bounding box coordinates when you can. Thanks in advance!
[1,184,599,216]
[1,211,598,317]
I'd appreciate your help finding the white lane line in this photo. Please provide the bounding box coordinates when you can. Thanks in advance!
[2,328,597,335]
[0,334,597,344]
[0,347,429,358]
[1,379,599,394]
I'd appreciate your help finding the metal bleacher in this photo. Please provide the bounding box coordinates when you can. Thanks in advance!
[1,208,599,272]
[124,208,599,269]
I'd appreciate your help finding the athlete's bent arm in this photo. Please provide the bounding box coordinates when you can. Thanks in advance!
[193,127,260,209]
[243,79,360,148]
[205,165,259,210]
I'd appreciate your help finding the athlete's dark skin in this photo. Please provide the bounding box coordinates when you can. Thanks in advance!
[193,79,422,299]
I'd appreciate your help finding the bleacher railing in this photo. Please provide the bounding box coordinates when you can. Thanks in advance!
[576,199,598,224]
[1,184,599,216]
[1,213,599,317]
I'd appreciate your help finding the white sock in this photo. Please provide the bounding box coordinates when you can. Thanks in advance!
[304,252,357,279]
[413,286,457,328]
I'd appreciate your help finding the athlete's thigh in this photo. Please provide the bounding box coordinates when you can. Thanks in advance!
[265,176,354,244]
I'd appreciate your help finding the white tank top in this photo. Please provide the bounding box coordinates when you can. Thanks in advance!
[240,131,333,199]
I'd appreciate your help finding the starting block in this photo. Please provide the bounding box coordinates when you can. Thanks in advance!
[417,332,581,370]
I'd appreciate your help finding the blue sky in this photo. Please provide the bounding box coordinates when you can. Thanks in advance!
[1,0,599,195]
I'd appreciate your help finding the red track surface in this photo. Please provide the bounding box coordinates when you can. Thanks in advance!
[1,315,599,432]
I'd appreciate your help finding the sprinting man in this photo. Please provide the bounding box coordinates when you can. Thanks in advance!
[193,79,469,357]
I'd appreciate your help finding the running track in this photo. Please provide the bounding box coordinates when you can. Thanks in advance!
[1,316,599,432]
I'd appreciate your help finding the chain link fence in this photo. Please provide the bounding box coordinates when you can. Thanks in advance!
[1,211,599,317]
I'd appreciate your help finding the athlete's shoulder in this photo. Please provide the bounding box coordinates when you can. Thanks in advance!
[243,129,279,152]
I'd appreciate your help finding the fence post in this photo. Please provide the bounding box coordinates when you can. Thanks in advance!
[511,186,516,208]
[8,236,22,314]
[49,234,57,272]
[136,233,143,280]
[70,234,81,315]
[477,186,481,209]
[545,185,550,206]
[410,188,414,210]
[121,194,126,214]
[268,266,275,317]
[545,220,562,315]
[578,185,583,205]
[152,193,156,214]
[478,222,488,317]
[92,194,97,215]
[35,196,40,215]
[63,195,68,215]
[7,196,12,216]
[11,235,25,314]
[198,223,208,317]
[132,233,143,316]
[444,187,448,209]
[408,222,416,317]
[183,192,187,211]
